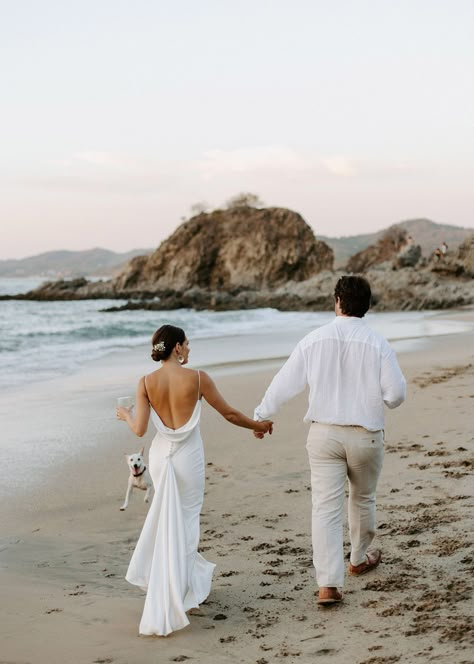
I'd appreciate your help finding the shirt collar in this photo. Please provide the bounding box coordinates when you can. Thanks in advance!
[334,315,366,323]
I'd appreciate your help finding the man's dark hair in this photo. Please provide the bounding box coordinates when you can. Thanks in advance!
[334,275,371,318]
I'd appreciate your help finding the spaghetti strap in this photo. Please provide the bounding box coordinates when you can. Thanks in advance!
[197,370,201,400]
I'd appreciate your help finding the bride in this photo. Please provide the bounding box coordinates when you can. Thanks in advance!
[116,324,273,636]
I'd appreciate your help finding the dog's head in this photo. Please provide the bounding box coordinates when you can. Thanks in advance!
[125,446,146,476]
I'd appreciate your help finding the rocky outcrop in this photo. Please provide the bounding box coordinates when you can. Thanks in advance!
[1,206,333,302]
[321,219,472,268]
[366,267,473,311]
[5,263,473,312]
[102,271,337,313]
[2,278,115,301]
[431,233,474,278]
[0,276,155,301]
[100,266,474,313]
[3,213,472,313]
[393,243,422,269]
[117,206,334,292]
[457,234,474,277]
[114,255,150,291]
[346,226,410,273]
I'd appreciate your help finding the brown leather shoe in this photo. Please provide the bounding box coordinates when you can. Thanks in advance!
[349,549,382,576]
[317,587,343,605]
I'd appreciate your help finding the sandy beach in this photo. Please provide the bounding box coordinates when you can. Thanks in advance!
[1,317,473,664]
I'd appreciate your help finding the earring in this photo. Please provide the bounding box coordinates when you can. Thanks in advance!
[178,355,184,365]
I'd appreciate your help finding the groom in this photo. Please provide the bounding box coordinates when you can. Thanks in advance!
[254,275,406,604]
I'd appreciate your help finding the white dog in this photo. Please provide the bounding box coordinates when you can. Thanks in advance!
[120,446,153,511]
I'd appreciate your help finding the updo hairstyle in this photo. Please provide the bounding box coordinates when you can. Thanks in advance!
[151,325,186,362]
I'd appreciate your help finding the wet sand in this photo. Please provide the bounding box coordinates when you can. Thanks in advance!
[1,324,473,664]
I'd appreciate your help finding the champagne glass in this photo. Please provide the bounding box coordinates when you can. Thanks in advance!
[117,396,134,408]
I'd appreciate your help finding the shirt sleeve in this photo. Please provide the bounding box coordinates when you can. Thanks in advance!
[381,344,406,409]
[254,342,308,420]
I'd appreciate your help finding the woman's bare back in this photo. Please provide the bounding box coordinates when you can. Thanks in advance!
[144,366,200,430]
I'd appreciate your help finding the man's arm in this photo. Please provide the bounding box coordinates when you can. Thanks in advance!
[254,343,307,421]
[381,345,406,408]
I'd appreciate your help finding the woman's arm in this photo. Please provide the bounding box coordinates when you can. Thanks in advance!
[116,376,150,437]
[200,371,273,434]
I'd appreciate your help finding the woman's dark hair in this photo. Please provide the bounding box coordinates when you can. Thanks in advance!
[151,325,186,362]
[334,275,371,318]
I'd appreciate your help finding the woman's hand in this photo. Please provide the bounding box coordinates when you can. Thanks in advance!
[253,420,273,439]
[116,405,132,421]
[116,377,150,437]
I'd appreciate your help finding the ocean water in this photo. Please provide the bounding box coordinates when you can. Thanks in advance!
[0,278,472,390]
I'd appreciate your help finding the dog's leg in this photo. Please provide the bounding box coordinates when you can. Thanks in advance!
[144,486,151,503]
[120,482,133,511]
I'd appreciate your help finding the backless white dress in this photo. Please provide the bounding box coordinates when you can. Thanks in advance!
[125,371,215,636]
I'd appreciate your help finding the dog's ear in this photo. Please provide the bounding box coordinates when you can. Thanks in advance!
[139,446,145,456]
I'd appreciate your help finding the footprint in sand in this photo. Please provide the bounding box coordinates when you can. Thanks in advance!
[431,536,469,557]
[219,635,236,643]
[359,657,400,664]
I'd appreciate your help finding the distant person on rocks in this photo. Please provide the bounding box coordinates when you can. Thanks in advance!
[434,241,448,261]
[253,275,406,605]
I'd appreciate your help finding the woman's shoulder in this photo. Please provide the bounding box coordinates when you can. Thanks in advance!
[183,367,208,385]
[142,368,161,381]
[147,367,203,382]
[182,368,212,388]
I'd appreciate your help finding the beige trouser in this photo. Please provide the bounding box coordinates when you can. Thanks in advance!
[306,422,384,588]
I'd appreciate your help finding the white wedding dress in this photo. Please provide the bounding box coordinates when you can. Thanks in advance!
[125,374,215,636]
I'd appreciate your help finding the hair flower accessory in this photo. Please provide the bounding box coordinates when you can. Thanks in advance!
[153,341,166,352]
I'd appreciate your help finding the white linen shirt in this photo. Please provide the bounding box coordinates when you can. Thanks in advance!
[254,315,406,432]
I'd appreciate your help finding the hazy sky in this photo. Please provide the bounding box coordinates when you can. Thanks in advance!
[2,0,473,259]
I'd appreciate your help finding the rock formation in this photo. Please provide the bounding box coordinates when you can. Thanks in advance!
[457,233,474,277]
[3,212,472,313]
[6,277,116,301]
[393,243,422,269]
[346,226,409,273]
[114,206,334,293]
[431,233,474,278]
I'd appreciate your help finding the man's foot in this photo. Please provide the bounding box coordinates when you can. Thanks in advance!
[349,549,382,576]
[317,587,343,605]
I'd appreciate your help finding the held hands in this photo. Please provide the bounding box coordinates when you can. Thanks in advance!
[253,420,273,439]
[116,405,133,421]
